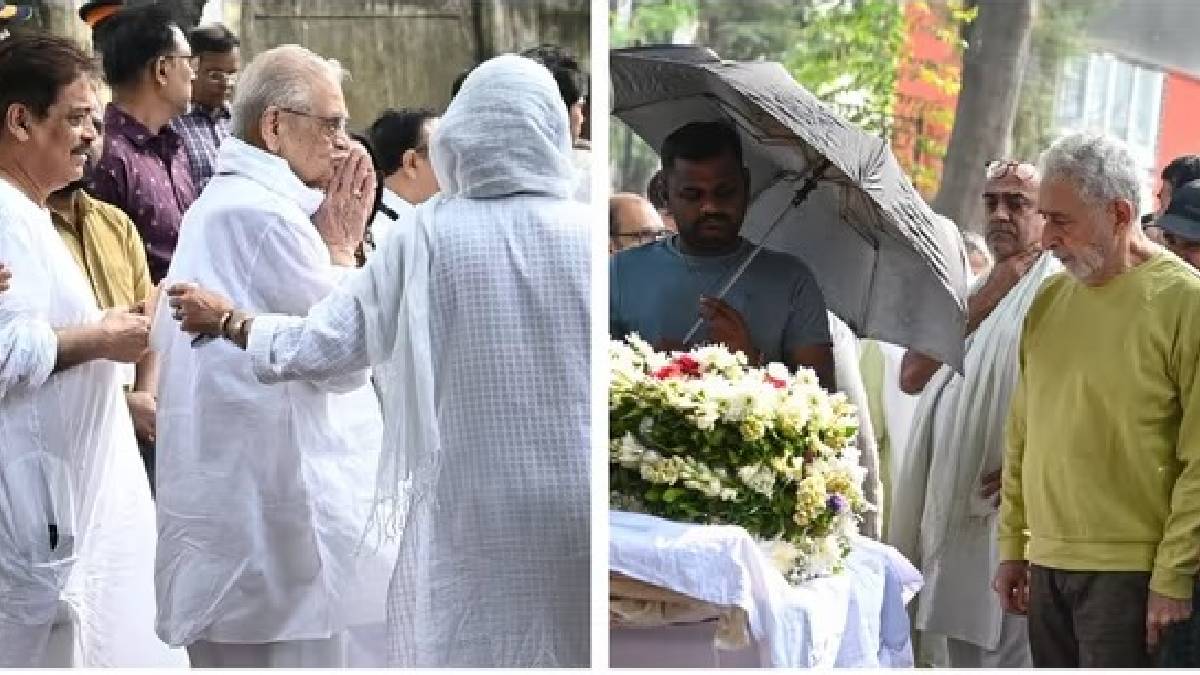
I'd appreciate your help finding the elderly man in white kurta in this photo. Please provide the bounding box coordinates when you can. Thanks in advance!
[165,53,591,668]
[150,45,392,668]
[888,162,1059,667]
[0,32,184,668]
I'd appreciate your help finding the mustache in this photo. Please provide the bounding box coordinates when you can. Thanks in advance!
[697,215,733,227]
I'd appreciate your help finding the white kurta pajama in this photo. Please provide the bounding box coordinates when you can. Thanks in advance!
[888,253,1061,667]
[0,178,184,667]
[241,55,591,667]
[152,137,394,667]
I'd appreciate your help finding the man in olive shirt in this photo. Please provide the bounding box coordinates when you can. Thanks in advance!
[48,87,159,480]
[994,132,1200,667]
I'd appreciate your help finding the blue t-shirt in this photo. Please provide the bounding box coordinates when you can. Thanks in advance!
[610,236,831,364]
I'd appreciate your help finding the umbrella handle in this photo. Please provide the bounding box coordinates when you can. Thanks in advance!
[681,159,831,346]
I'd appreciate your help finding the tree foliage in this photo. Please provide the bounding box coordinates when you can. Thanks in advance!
[608,0,973,195]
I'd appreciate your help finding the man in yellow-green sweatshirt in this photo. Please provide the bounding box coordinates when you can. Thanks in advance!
[993,131,1200,667]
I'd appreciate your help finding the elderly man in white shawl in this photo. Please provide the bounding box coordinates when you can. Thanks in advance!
[0,33,184,667]
[164,54,591,667]
[150,45,393,668]
[888,160,1060,668]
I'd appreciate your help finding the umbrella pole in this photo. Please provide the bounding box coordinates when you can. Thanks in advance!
[681,158,832,346]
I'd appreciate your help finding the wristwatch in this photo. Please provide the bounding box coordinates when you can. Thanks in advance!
[223,310,249,343]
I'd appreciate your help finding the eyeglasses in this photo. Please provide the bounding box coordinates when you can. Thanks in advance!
[203,69,238,85]
[985,160,1038,181]
[162,54,199,71]
[277,107,349,138]
[983,192,1035,213]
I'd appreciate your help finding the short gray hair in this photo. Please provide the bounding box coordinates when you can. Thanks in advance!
[1038,132,1142,215]
[230,44,347,140]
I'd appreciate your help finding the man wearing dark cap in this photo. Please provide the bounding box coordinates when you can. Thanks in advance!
[79,0,121,54]
[1157,179,1200,271]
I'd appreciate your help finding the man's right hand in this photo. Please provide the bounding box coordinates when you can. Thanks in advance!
[99,307,151,363]
[985,244,1042,294]
[0,263,10,293]
[993,560,1031,615]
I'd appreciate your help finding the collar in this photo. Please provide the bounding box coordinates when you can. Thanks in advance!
[214,137,325,215]
[106,102,179,150]
[47,189,80,225]
[381,186,413,214]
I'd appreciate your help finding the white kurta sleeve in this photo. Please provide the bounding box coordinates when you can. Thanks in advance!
[0,219,60,399]
[0,320,56,400]
[243,211,371,392]
[247,287,371,389]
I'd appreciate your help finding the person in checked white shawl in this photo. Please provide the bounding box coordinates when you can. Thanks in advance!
[888,160,1061,667]
[163,53,591,667]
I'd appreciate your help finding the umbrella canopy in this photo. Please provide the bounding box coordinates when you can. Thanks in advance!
[612,45,969,371]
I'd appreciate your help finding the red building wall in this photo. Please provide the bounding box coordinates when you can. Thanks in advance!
[1155,70,1200,210]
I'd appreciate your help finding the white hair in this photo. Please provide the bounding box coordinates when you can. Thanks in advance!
[1038,131,1142,215]
[230,44,347,141]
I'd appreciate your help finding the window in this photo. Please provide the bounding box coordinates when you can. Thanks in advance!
[1054,52,1165,204]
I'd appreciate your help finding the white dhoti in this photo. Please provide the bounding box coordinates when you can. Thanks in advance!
[888,254,1059,662]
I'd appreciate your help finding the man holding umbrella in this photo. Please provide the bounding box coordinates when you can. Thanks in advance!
[610,120,835,389]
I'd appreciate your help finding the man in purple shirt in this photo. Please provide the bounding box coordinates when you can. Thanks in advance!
[170,23,239,194]
[88,4,196,284]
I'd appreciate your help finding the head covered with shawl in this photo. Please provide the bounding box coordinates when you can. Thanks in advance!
[430,53,574,200]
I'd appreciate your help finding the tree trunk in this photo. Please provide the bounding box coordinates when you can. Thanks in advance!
[932,0,1035,234]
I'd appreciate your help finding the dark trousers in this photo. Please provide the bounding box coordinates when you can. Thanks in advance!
[1157,578,1200,667]
[1028,565,1153,667]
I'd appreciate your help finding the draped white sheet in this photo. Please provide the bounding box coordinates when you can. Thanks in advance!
[610,511,922,667]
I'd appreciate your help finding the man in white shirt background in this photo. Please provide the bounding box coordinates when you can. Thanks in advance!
[363,107,439,248]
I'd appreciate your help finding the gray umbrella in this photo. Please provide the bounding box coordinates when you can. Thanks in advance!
[612,45,970,370]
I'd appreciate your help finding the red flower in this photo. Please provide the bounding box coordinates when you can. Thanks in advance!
[765,374,787,389]
[674,354,701,376]
[654,365,682,380]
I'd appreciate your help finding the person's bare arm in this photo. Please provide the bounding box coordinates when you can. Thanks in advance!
[53,308,150,373]
[899,247,1042,394]
[789,342,836,392]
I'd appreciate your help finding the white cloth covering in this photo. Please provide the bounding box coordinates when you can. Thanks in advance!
[888,253,1059,652]
[244,54,591,667]
[828,312,883,539]
[151,136,394,658]
[370,186,413,254]
[0,177,184,667]
[609,511,922,668]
